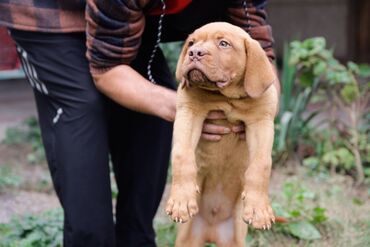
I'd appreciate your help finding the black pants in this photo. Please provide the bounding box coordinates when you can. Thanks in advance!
[9,28,175,247]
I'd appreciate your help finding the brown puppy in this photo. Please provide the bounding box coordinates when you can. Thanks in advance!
[166,22,279,247]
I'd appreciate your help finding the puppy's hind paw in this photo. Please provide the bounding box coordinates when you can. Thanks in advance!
[165,186,199,223]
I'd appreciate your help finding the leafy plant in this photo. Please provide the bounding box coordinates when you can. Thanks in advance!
[155,181,328,245]
[0,209,63,247]
[155,222,177,247]
[274,43,320,164]
[269,180,327,241]
[288,37,370,184]
[275,37,370,184]
[303,128,369,179]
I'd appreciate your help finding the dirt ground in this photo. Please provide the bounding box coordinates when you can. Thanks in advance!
[1,136,369,246]
[0,144,59,223]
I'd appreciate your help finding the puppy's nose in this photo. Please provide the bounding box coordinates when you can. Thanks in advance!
[188,47,206,60]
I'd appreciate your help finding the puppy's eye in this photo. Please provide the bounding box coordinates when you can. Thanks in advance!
[219,40,231,48]
[188,40,194,47]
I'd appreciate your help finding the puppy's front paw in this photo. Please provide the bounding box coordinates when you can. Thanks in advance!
[241,191,275,230]
[165,183,200,223]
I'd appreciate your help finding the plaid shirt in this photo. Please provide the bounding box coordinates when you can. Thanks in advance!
[86,0,275,74]
[0,0,275,74]
[0,0,86,32]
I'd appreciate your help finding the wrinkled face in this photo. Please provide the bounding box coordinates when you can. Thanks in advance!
[177,23,248,91]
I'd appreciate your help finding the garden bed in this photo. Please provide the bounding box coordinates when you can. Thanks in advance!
[0,126,369,246]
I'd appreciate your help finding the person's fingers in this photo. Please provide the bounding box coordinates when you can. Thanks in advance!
[231,124,245,133]
[203,111,245,141]
[239,133,246,140]
[206,110,227,120]
[231,122,245,140]
[201,133,222,142]
[203,122,230,135]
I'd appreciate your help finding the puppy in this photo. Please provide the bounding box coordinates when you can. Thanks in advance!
[166,22,279,247]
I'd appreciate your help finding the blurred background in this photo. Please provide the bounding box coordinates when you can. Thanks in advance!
[268,0,370,64]
[0,0,369,246]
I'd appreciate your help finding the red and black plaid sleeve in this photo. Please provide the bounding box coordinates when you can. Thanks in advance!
[86,0,147,74]
[228,0,275,61]
[85,0,275,75]
[0,0,85,33]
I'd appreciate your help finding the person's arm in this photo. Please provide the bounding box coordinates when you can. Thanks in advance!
[94,64,177,122]
[94,65,244,138]
[86,0,244,138]
[86,0,175,120]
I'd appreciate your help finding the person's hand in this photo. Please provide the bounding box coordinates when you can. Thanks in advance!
[201,110,245,141]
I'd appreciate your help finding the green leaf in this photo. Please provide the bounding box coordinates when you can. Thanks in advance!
[364,168,370,177]
[272,202,291,218]
[289,210,301,218]
[288,221,321,240]
[283,182,295,200]
[299,70,315,87]
[358,64,370,77]
[312,37,326,50]
[313,61,327,76]
[303,157,320,170]
[311,207,328,224]
[340,84,359,103]
[322,151,339,166]
[276,111,293,152]
[348,61,360,74]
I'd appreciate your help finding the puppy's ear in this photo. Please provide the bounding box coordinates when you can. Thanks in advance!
[244,36,276,98]
[176,41,189,87]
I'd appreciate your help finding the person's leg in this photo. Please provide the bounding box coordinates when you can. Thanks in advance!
[9,30,115,247]
[108,30,176,246]
[109,104,173,247]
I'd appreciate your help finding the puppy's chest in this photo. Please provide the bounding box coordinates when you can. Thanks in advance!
[210,97,253,123]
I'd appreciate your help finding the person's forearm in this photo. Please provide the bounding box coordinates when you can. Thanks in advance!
[93,65,177,122]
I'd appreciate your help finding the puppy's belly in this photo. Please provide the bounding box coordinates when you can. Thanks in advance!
[196,134,247,224]
[200,184,233,223]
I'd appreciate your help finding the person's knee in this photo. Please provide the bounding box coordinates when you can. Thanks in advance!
[64,218,115,247]
[65,229,114,247]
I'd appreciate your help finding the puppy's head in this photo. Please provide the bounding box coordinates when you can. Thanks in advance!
[176,22,276,98]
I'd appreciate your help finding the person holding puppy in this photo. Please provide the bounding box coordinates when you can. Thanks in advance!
[0,0,275,246]
[86,0,275,246]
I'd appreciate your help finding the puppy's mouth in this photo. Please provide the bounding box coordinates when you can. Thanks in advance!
[185,69,229,89]
[187,69,210,83]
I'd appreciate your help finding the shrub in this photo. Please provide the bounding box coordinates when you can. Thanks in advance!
[0,209,63,247]
[275,37,370,184]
